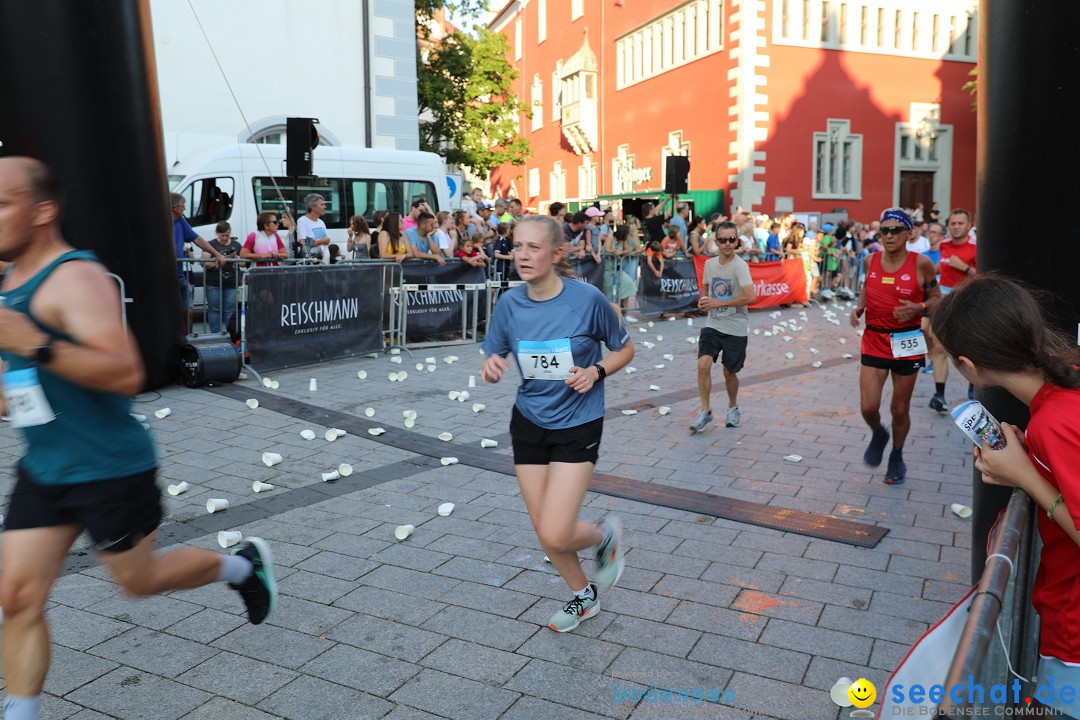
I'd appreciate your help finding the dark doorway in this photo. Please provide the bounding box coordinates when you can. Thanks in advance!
[899,171,935,212]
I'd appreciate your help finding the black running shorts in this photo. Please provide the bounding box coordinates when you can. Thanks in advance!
[698,327,748,373]
[511,406,603,465]
[860,353,925,376]
[4,465,163,553]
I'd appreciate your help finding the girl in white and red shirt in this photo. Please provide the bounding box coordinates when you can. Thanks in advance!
[933,274,1080,717]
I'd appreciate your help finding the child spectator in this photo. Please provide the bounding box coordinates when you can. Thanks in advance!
[646,240,665,277]
[455,235,488,269]
[493,222,514,279]
[932,275,1080,718]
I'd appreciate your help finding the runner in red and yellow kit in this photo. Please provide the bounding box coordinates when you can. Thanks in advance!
[850,208,942,485]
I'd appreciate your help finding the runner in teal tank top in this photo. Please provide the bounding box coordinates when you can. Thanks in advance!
[0,158,277,720]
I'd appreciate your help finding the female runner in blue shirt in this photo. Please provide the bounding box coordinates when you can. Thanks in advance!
[481,215,635,632]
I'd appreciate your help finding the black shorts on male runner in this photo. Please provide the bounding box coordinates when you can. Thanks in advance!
[511,406,604,465]
[698,327,748,373]
[860,353,924,376]
[4,465,163,553]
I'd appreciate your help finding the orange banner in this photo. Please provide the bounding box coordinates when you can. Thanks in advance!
[693,256,808,308]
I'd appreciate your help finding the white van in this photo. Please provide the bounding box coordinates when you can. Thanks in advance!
[170,143,450,258]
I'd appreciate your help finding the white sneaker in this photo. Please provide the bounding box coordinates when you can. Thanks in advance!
[689,410,713,434]
[725,407,741,427]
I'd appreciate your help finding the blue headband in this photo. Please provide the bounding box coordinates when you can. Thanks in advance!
[880,209,913,229]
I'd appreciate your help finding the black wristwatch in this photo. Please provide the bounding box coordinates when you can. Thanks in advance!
[593,363,607,381]
[33,341,54,365]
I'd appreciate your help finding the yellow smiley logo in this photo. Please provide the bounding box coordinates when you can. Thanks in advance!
[847,678,876,709]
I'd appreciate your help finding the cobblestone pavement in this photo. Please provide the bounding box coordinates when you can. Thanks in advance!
[0,301,977,720]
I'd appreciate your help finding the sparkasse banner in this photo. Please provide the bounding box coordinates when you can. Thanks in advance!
[692,257,808,308]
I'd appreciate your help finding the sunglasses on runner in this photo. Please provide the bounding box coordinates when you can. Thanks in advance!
[878,226,908,236]
[716,236,740,244]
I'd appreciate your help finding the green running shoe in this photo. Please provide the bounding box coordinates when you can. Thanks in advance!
[548,588,599,633]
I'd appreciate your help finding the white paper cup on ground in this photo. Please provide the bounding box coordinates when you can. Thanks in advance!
[365,407,376,417]
[812,361,823,368]
[394,524,415,540]
[472,403,485,413]
[131,413,147,422]
[481,438,498,448]
[663,354,674,361]
[300,429,316,440]
[390,348,401,355]
[785,352,795,360]
[262,377,272,387]
[654,364,665,370]
[658,406,671,416]
[425,356,436,364]
[951,503,973,519]
[390,356,402,364]
[270,380,280,390]
[649,384,660,391]
[325,429,338,442]
[167,482,189,496]
[403,410,417,420]
[398,371,408,381]
[334,428,346,438]
[448,390,460,400]
[440,457,458,466]
[246,399,259,409]
[404,418,415,428]
[218,531,243,548]
[416,363,425,371]
[154,408,172,419]
[438,502,455,516]
[369,427,386,436]
[625,366,637,374]
[622,409,638,416]
[338,463,353,477]
[426,364,436,372]
[261,452,282,467]
[309,378,318,391]
[321,470,340,482]
[457,391,470,402]
[357,370,367,380]
[388,372,399,382]
[784,454,803,463]
[656,335,663,341]
[206,498,229,513]
[252,481,274,493]
[438,432,453,441]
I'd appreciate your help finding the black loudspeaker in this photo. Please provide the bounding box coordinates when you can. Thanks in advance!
[665,155,690,194]
[286,117,319,178]
[179,342,241,388]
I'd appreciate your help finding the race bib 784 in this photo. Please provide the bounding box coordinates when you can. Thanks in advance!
[517,339,574,380]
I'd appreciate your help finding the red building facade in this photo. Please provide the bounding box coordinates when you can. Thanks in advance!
[489,0,977,224]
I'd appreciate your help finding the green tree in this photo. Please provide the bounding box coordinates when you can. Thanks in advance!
[417,27,531,179]
[962,66,977,110]
[415,0,488,33]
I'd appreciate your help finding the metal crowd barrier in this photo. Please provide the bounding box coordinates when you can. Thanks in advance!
[936,489,1040,714]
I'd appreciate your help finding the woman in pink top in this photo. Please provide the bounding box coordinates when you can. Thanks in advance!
[240,212,288,267]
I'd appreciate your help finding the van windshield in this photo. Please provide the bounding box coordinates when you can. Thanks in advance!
[253,177,439,228]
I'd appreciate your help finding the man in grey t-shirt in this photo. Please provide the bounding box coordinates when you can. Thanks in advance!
[690,221,756,433]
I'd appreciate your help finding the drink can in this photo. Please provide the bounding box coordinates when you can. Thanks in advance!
[950,400,1007,450]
